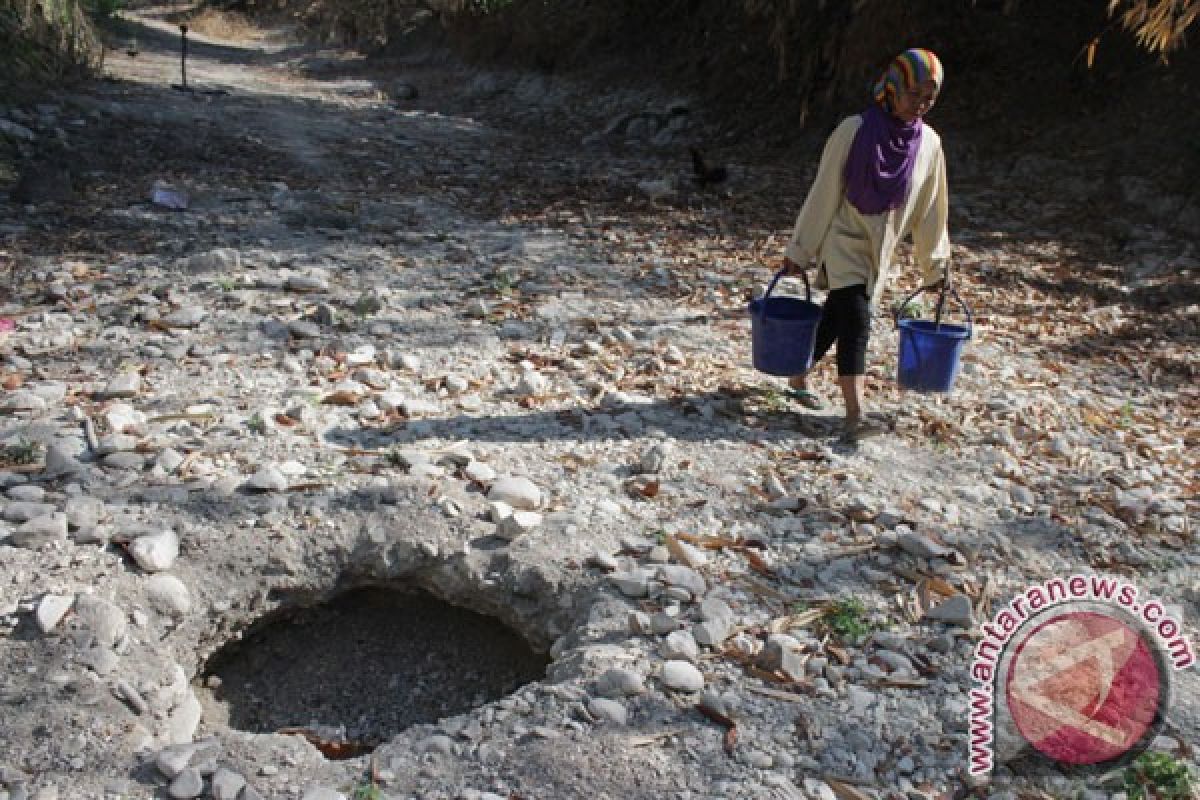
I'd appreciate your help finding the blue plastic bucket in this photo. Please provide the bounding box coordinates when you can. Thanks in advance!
[895,285,973,393]
[748,269,823,376]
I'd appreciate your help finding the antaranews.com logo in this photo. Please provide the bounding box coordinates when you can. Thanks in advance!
[968,574,1194,776]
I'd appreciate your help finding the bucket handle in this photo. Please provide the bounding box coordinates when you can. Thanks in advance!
[894,282,973,338]
[758,267,813,317]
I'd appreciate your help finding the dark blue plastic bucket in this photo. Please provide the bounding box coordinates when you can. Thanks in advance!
[895,284,972,393]
[748,269,823,376]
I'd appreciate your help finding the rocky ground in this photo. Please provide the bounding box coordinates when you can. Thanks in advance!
[0,6,1197,800]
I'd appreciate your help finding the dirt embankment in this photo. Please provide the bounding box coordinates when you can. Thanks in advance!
[270,0,1200,170]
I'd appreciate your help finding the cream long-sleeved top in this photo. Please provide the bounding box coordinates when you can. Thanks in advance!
[784,114,951,308]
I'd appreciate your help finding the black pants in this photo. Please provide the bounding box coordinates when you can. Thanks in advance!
[812,284,870,376]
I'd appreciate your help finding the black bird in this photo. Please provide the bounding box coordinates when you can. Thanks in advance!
[690,147,728,188]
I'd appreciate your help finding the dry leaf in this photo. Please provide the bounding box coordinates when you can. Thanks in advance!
[278,728,372,760]
[826,643,851,665]
[746,685,808,703]
[274,413,297,427]
[871,677,929,689]
[696,702,737,738]
[824,777,875,800]
[743,550,776,578]
[628,730,680,747]
[322,390,361,406]
[664,533,703,569]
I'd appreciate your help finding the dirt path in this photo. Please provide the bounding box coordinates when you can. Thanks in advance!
[0,6,1196,800]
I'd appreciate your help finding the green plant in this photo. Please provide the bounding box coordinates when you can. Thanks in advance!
[1119,399,1136,428]
[246,413,267,435]
[217,277,236,292]
[823,597,874,642]
[758,387,788,413]
[489,269,518,295]
[2,438,43,465]
[354,293,380,317]
[1123,751,1195,799]
[894,297,926,321]
[349,779,384,800]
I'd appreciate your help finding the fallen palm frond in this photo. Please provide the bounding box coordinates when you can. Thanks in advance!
[1109,0,1199,57]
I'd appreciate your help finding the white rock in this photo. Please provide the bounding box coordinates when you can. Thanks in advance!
[923,594,975,627]
[166,690,203,744]
[662,630,700,662]
[156,448,186,474]
[587,697,628,726]
[99,373,142,399]
[300,789,346,800]
[35,594,73,633]
[29,382,66,404]
[43,443,83,476]
[286,274,330,292]
[145,574,192,616]
[896,530,957,560]
[657,565,706,598]
[585,552,619,571]
[186,248,240,274]
[595,668,645,697]
[168,768,204,799]
[639,443,669,474]
[6,485,45,502]
[487,476,542,510]
[129,530,180,572]
[104,403,146,433]
[74,594,127,649]
[489,501,514,524]
[649,611,680,634]
[515,369,548,397]
[3,501,56,523]
[210,768,246,800]
[345,345,377,367]
[661,660,705,692]
[400,396,440,417]
[164,308,206,329]
[496,510,542,540]
[445,374,470,394]
[97,433,138,455]
[464,461,496,483]
[155,745,196,779]
[245,465,288,492]
[609,570,651,598]
[11,512,69,547]
[1,390,47,412]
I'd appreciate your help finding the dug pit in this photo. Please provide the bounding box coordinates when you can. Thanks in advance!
[199,586,550,757]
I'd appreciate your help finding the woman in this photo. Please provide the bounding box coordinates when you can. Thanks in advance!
[780,48,952,443]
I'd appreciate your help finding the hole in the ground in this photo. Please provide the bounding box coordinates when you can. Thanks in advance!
[200,586,549,758]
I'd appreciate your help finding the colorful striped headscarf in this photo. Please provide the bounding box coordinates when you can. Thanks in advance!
[873,48,944,112]
[843,48,945,216]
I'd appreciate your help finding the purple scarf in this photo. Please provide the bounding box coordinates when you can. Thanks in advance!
[843,104,923,216]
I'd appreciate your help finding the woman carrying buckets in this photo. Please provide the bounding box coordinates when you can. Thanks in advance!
[780,48,952,442]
